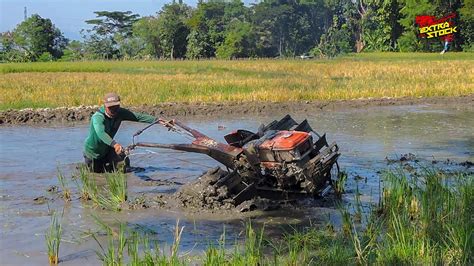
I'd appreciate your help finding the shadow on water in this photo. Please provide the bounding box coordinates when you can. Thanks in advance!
[133,166,185,185]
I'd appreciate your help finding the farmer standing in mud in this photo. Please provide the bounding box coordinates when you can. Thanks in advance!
[83,92,156,173]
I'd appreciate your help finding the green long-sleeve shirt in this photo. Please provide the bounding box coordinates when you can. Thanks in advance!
[83,106,156,159]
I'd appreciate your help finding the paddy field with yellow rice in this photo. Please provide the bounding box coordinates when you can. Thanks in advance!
[0,52,473,110]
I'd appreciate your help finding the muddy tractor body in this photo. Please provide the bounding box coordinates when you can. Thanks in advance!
[130,115,340,205]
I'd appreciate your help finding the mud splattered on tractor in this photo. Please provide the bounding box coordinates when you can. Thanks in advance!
[128,115,341,209]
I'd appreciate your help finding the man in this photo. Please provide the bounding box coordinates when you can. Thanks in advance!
[83,92,156,173]
[440,40,449,54]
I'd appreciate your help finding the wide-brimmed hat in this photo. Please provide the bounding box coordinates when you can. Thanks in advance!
[104,92,121,107]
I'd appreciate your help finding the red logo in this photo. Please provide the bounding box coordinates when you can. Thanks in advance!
[415,13,457,42]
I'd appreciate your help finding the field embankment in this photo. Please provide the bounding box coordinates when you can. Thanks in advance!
[0,52,473,111]
[1,95,473,125]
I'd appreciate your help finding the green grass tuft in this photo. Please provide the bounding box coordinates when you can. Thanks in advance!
[45,211,62,265]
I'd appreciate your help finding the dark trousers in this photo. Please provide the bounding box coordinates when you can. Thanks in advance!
[84,148,130,173]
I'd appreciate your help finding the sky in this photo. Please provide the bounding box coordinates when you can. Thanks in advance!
[0,0,255,40]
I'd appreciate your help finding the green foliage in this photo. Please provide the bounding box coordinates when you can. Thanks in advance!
[73,165,98,201]
[156,3,193,59]
[361,0,402,51]
[38,52,53,62]
[186,0,228,58]
[398,0,435,52]
[59,40,84,61]
[2,0,474,61]
[83,11,140,59]
[0,32,27,62]
[313,17,354,58]
[92,217,186,265]
[2,14,67,62]
[216,21,255,59]
[377,170,473,264]
[459,0,474,51]
[133,17,163,58]
[252,0,330,57]
[85,11,139,38]
[83,34,118,60]
[186,29,213,59]
[91,216,128,265]
[73,169,472,265]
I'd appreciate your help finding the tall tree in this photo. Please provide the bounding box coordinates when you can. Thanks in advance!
[357,0,402,52]
[156,2,192,59]
[216,20,256,58]
[398,0,435,51]
[308,0,355,57]
[9,14,67,61]
[83,11,139,59]
[252,0,329,57]
[459,0,474,50]
[133,16,163,58]
[187,0,227,58]
[85,11,139,37]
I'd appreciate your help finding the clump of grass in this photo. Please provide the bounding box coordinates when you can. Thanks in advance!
[105,171,127,202]
[92,216,187,265]
[268,224,354,265]
[73,165,98,201]
[235,222,265,265]
[95,171,128,211]
[91,215,127,265]
[75,169,127,211]
[333,171,347,198]
[202,222,267,265]
[45,211,62,265]
[170,220,185,264]
[376,169,473,264]
[56,167,71,202]
[202,229,227,265]
[353,182,362,223]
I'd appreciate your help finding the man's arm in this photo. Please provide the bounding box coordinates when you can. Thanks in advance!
[120,108,156,124]
[92,113,117,146]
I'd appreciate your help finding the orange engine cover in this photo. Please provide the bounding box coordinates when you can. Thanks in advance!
[259,131,310,151]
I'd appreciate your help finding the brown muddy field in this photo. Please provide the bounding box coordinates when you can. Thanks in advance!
[1,95,473,125]
[1,98,473,265]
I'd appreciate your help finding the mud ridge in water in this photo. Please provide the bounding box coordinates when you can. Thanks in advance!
[1,95,473,125]
[126,167,295,214]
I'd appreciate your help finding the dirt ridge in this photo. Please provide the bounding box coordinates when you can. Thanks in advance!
[1,95,473,125]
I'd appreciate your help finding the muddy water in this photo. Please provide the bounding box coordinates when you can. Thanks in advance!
[1,103,473,265]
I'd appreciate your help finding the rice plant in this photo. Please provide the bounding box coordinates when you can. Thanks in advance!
[333,171,347,198]
[45,211,62,265]
[169,220,184,264]
[353,182,363,223]
[91,215,127,265]
[73,168,127,211]
[73,165,98,201]
[83,168,472,265]
[93,171,127,211]
[56,167,71,202]
[376,169,473,264]
[1,53,472,110]
[90,214,190,265]
[202,228,227,265]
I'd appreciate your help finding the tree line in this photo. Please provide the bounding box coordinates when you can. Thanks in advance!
[1,0,473,62]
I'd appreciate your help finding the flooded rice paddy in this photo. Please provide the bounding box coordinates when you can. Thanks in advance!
[1,103,473,265]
